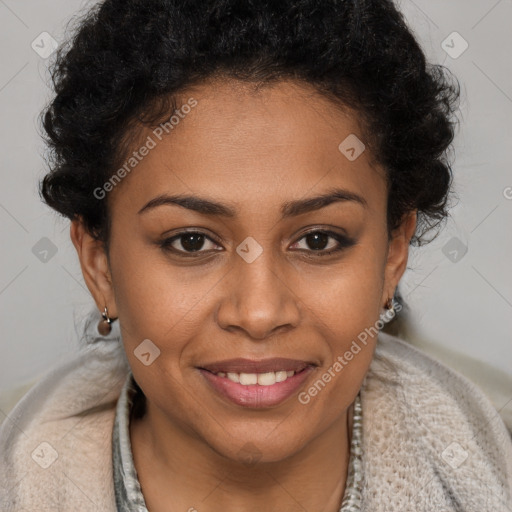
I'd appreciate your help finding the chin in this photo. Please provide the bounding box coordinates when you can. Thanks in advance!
[204,426,307,466]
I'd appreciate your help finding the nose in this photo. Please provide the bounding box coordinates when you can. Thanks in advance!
[215,249,301,340]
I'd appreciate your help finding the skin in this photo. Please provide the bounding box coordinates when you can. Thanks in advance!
[71,78,417,512]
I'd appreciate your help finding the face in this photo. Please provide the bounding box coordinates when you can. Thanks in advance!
[72,78,416,464]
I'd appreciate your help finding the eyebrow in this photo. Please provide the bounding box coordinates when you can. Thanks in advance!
[137,187,368,218]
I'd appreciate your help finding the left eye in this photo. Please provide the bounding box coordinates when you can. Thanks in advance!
[290,230,354,256]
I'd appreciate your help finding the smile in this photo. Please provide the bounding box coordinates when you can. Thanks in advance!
[214,370,296,385]
[198,366,315,408]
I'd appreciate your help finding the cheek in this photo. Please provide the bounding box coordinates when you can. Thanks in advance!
[298,267,383,425]
[306,247,386,340]
[297,343,374,438]
[301,243,386,399]
[108,235,215,338]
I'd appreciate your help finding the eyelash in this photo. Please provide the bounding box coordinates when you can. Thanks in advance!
[158,229,356,259]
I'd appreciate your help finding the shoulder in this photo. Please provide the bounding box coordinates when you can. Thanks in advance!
[360,331,512,510]
[372,331,511,431]
[0,339,130,511]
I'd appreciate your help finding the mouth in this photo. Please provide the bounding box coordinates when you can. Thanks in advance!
[198,357,314,375]
[197,358,317,408]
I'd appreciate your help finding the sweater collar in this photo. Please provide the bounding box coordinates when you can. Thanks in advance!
[113,372,149,511]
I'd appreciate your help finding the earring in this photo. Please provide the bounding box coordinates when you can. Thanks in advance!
[98,306,115,335]
[380,296,396,324]
[385,297,395,314]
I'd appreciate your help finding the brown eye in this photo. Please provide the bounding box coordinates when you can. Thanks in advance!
[179,233,206,252]
[159,229,355,259]
[303,232,331,251]
[290,230,356,256]
[160,231,221,255]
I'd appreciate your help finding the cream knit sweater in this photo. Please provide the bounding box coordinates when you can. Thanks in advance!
[1,331,511,511]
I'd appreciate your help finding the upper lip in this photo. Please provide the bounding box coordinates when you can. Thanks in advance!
[198,357,316,374]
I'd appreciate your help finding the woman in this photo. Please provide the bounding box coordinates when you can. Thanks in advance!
[1,0,511,510]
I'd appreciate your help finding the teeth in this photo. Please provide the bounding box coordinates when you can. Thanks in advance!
[227,372,240,383]
[258,372,277,385]
[239,373,258,385]
[275,371,288,383]
[216,370,297,386]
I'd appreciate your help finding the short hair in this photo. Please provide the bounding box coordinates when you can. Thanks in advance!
[40,0,460,249]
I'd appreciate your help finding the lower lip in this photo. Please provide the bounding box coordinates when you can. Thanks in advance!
[198,366,315,408]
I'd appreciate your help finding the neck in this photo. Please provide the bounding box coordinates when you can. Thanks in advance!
[130,398,354,512]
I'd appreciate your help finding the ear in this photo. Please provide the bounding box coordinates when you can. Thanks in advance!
[381,210,417,305]
[70,217,118,318]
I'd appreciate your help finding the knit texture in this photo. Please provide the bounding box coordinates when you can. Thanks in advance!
[1,330,511,511]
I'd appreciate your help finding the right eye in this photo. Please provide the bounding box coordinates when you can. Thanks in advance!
[159,231,223,257]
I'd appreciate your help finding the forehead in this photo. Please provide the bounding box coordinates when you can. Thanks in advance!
[109,78,387,216]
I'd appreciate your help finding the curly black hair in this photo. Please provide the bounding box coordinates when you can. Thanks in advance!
[39,0,460,250]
